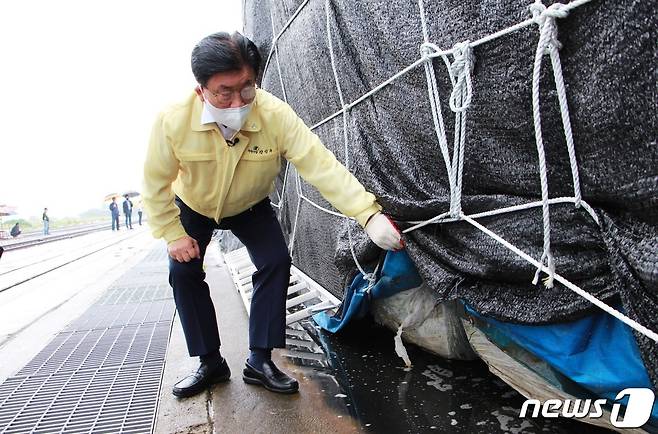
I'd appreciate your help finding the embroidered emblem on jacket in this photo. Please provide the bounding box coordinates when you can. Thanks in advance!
[247,145,274,155]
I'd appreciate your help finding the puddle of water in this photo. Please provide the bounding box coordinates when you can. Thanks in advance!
[282,317,614,434]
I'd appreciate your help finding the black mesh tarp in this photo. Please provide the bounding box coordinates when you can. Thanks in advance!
[243,0,657,386]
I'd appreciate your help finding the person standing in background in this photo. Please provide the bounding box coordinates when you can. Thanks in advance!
[137,202,144,226]
[109,197,120,231]
[123,195,134,229]
[10,223,21,238]
[42,208,50,235]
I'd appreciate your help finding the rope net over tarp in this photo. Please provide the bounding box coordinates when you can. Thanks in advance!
[243,0,658,387]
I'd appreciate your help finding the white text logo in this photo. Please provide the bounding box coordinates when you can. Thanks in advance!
[519,388,655,428]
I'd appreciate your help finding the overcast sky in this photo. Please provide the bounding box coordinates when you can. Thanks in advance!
[0,0,242,218]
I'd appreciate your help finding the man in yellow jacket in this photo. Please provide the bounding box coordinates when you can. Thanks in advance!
[143,31,402,398]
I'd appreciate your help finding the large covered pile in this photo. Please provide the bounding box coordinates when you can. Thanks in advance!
[243,0,657,386]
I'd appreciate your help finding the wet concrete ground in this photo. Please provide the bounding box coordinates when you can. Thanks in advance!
[289,316,614,434]
[156,246,616,433]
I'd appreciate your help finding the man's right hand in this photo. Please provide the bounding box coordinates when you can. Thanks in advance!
[168,236,201,262]
[365,212,404,251]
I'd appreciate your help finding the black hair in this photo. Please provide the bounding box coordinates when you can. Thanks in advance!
[191,32,262,87]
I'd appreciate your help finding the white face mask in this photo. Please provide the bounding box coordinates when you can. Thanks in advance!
[204,99,253,131]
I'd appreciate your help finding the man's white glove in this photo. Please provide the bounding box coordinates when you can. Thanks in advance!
[365,212,404,251]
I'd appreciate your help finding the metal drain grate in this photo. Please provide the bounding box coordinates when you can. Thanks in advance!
[64,300,175,332]
[96,282,171,305]
[15,322,171,379]
[0,245,174,434]
[0,363,163,433]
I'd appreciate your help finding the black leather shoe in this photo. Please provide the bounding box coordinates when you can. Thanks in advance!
[243,360,299,394]
[172,357,231,398]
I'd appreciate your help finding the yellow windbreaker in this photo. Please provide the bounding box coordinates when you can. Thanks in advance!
[143,89,381,244]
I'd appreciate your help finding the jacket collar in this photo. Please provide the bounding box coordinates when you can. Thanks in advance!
[191,90,262,133]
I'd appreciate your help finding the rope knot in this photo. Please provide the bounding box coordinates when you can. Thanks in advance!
[363,271,378,293]
[419,42,441,59]
[530,2,567,53]
[532,250,555,288]
[447,41,474,113]
[450,42,474,77]
[530,2,568,23]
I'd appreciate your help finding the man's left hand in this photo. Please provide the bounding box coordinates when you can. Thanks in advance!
[168,236,201,262]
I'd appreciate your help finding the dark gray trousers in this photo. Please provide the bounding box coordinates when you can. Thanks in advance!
[169,197,291,356]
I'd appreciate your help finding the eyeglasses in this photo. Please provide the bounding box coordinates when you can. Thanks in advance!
[204,84,256,106]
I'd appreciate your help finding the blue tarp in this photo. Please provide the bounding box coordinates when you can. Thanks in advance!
[313,250,422,333]
[465,304,657,422]
[314,249,656,424]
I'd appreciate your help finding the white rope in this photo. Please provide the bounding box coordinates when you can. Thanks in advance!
[462,215,658,343]
[549,45,582,208]
[300,194,347,218]
[528,0,584,288]
[402,211,452,234]
[307,0,592,283]
[288,195,303,257]
[260,0,658,342]
[443,42,474,114]
[310,0,595,134]
[282,0,598,243]
[402,196,599,234]
[325,0,375,283]
[530,5,556,288]
[467,0,598,51]
[444,41,474,217]
[420,43,455,200]
[311,57,429,131]
[288,171,304,257]
[453,94,467,216]
[262,0,311,80]
[268,2,289,104]
[532,5,583,209]
[325,0,346,109]
[273,40,288,104]
[418,0,430,43]
[270,162,290,209]
[419,2,474,220]
[551,54,582,208]
[268,2,291,212]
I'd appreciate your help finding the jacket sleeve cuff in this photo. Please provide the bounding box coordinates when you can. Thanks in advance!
[354,203,382,228]
[161,222,188,245]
